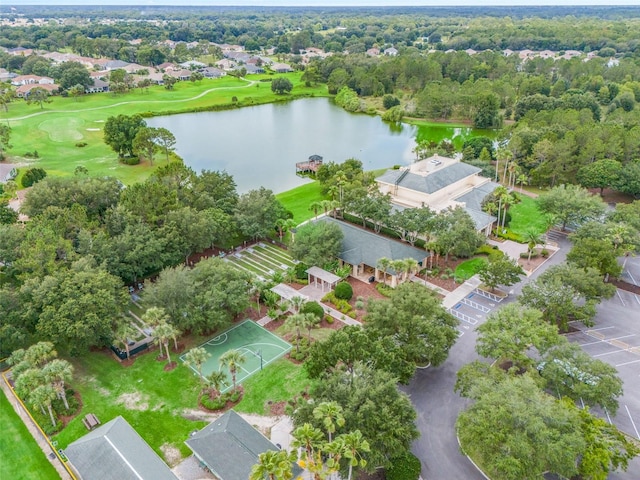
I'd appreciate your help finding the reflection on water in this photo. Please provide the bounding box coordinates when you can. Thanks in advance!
[147,98,495,193]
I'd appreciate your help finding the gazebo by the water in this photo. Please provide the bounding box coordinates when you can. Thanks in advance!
[306,266,341,292]
[295,154,324,174]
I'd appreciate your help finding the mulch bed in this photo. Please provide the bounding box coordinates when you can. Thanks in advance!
[269,400,287,416]
[417,257,470,292]
[163,361,178,372]
[58,391,83,427]
[198,386,244,413]
[611,279,640,295]
[517,251,548,273]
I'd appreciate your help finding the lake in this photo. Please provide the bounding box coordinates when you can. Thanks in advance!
[147,98,495,193]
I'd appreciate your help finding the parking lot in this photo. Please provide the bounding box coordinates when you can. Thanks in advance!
[565,287,640,442]
[448,287,503,336]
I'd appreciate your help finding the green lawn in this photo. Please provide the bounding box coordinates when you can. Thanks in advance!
[276,180,328,224]
[509,195,550,237]
[3,72,328,185]
[454,257,488,281]
[52,351,205,464]
[0,387,60,480]
[235,358,313,415]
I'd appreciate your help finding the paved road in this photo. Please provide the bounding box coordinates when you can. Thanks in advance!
[405,236,570,479]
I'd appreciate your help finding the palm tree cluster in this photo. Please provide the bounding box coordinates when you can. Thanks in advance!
[8,342,74,428]
[250,402,369,480]
[143,307,180,367]
[376,257,419,285]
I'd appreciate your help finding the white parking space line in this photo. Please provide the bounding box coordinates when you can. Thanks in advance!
[616,290,626,306]
[625,405,640,440]
[587,326,615,332]
[593,347,640,357]
[627,270,638,286]
[635,294,640,306]
[580,334,637,347]
[616,359,640,367]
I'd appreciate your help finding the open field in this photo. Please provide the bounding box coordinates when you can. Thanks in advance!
[235,358,313,415]
[52,350,205,463]
[0,387,60,480]
[276,180,327,224]
[2,72,328,185]
[508,195,549,237]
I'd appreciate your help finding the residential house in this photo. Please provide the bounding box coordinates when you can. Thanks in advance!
[157,62,177,71]
[503,49,514,57]
[318,217,429,287]
[123,63,147,74]
[563,50,583,59]
[101,60,131,71]
[366,47,380,56]
[11,75,54,86]
[216,58,237,71]
[376,154,498,235]
[7,47,33,56]
[16,83,59,98]
[85,78,109,94]
[0,68,17,82]
[238,64,264,74]
[384,47,399,56]
[200,66,226,78]
[64,416,178,480]
[179,60,206,69]
[465,48,477,56]
[538,50,556,59]
[89,70,107,80]
[185,410,302,480]
[167,69,192,81]
[519,49,535,60]
[607,58,620,67]
[271,62,293,73]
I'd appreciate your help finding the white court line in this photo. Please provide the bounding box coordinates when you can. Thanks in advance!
[625,405,640,440]
[580,334,637,346]
[616,290,626,306]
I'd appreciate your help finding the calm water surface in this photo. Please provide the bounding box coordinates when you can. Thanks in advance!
[147,98,493,193]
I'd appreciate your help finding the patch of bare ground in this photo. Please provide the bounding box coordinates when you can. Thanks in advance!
[181,408,279,436]
[588,187,636,205]
[160,443,183,467]
[116,392,150,411]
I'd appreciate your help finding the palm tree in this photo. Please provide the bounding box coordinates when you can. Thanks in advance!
[340,430,370,480]
[286,313,305,353]
[205,370,228,399]
[142,306,169,327]
[289,295,306,314]
[524,230,544,263]
[14,368,45,401]
[250,450,295,480]
[291,423,325,479]
[30,384,58,428]
[402,258,419,283]
[309,201,323,219]
[114,321,139,360]
[390,259,406,283]
[275,218,297,242]
[377,257,391,285]
[219,349,246,392]
[517,173,529,193]
[313,401,345,443]
[42,359,74,411]
[183,347,211,389]
[24,342,57,368]
[302,313,320,343]
[153,321,175,365]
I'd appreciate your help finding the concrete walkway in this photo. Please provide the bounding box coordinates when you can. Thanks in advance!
[299,284,362,326]
[442,276,483,310]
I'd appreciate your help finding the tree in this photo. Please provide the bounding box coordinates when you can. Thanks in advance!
[286,313,306,353]
[341,430,370,480]
[250,450,296,480]
[26,87,52,109]
[113,321,138,360]
[219,349,246,392]
[42,358,73,411]
[183,346,211,390]
[29,384,58,427]
[313,401,346,444]
[567,236,623,279]
[56,61,91,90]
[290,221,343,268]
[162,74,178,90]
[540,341,623,414]
[292,364,418,471]
[153,321,176,365]
[577,159,622,195]
[0,124,12,159]
[103,114,146,158]
[538,184,606,231]
[434,207,484,262]
[615,161,640,198]
[271,77,293,94]
[457,374,586,480]
[473,93,501,128]
[132,127,159,165]
[0,203,18,225]
[475,303,561,368]
[234,187,288,241]
[365,282,458,373]
[154,127,177,162]
[190,71,204,83]
[275,218,296,242]
[68,84,85,101]
[376,257,391,285]
[21,167,47,188]
[523,230,543,263]
[204,370,228,399]
[477,256,524,292]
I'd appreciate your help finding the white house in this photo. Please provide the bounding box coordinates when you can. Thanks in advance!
[376,155,498,235]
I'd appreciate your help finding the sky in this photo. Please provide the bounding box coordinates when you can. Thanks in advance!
[4,1,640,6]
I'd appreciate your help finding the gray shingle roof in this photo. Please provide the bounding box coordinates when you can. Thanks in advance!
[454,181,499,230]
[185,410,300,480]
[320,217,427,269]
[64,416,178,480]
[377,162,481,195]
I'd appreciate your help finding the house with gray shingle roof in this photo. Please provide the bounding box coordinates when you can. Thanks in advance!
[376,155,497,235]
[319,217,428,287]
[64,416,178,480]
[185,410,302,480]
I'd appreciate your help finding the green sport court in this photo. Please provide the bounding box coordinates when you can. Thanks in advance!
[180,320,292,393]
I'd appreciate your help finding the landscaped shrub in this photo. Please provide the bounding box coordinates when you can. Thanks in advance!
[75,142,88,148]
[301,301,324,319]
[23,151,39,158]
[334,281,353,300]
[541,249,549,257]
[386,451,422,480]
[200,394,227,411]
[494,228,524,243]
[355,299,365,310]
[325,316,334,324]
[322,291,353,314]
[294,262,309,280]
[520,251,539,259]
[120,156,140,165]
[21,167,47,187]
[376,283,394,297]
